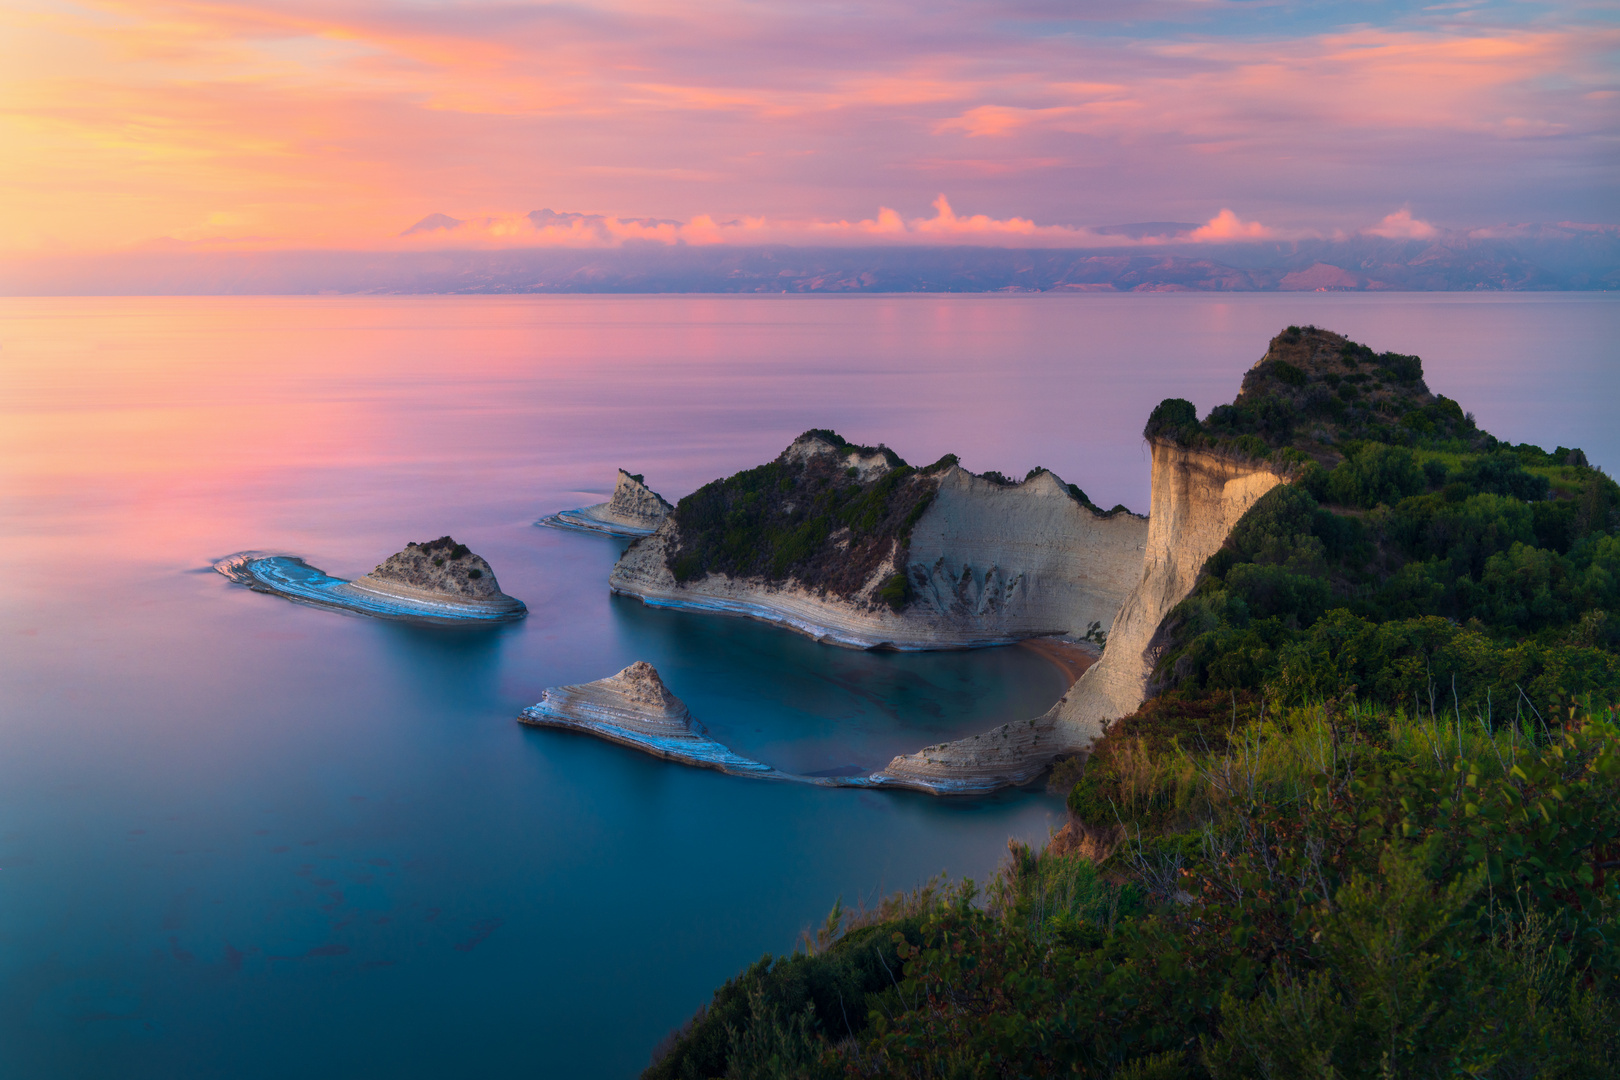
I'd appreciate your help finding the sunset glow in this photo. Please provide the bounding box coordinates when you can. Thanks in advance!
[2,0,1615,256]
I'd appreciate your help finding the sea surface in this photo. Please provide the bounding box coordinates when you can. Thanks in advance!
[1,292,1615,1078]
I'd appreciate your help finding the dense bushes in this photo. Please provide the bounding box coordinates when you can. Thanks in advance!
[667,434,938,601]
[1151,429,1620,716]
[652,706,1620,1078]
[1322,443,1424,507]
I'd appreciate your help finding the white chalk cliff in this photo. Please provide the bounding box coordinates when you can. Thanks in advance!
[609,435,1147,650]
[541,470,674,537]
[874,441,1288,793]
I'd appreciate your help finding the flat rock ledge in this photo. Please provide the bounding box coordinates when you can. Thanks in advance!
[518,660,1069,796]
[539,470,674,537]
[519,662,792,780]
[214,545,526,625]
[869,712,1068,796]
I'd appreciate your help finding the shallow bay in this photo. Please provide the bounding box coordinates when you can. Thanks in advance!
[1,293,1615,1078]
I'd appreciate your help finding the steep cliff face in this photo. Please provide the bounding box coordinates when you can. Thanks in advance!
[905,467,1145,641]
[609,434,1146,649]
[541,470,674,536]
[875,441,1288,792]
[1044,442,1288,739]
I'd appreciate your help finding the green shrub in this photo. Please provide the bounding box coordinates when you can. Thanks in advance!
[1326,444,1424,508]
[877,572,911,612]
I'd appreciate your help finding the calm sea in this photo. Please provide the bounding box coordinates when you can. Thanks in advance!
[1,293,1615,1078]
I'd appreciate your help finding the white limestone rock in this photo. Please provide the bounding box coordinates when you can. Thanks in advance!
[541,470,674,537]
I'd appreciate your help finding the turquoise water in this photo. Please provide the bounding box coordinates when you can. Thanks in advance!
[1,293,1615,1077]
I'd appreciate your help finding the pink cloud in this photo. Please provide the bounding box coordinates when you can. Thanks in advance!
[1185,209,1272,241]
[1364,209,1439,239]
[0,0,1612,255]
[388,196,1298,250]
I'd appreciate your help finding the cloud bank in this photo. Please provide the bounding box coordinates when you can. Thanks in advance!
[0,0,1614,256]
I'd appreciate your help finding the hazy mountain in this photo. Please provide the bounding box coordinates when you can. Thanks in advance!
[6,226,1616,295]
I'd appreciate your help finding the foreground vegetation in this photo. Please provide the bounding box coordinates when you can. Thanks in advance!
[649,703,1620,1079]
[651,328,1620,1078]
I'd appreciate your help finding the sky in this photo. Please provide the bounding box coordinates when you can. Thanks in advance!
[2,0,1616,254]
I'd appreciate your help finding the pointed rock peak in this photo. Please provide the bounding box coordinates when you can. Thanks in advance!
[364,536,507,600]
[605,469,673,526]
[612,469,673,511]
[604,661,684,711]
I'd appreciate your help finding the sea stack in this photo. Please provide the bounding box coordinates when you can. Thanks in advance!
[519,662,778,777]
[214,536,527,624]
[540,470,674,536]
[351,536,521,608]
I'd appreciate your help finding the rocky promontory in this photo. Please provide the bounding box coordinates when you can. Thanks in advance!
[540,470,674,537]
[609,432,1146,649]
[215,536,527,624]
[876,325,1457,792]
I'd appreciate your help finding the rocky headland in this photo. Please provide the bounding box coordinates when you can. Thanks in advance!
[875,325,1456,793]
[609,432,1147,650]
[540,470,674,537]
[215,536,527,624]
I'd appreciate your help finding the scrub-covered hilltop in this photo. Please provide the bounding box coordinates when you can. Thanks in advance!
[611,430,1146,649]
[646,327,1620,1078]
[1144,324,1619,715]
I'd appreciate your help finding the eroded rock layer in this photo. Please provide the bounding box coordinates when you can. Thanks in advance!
[541,470,674,537]
[870,713,1061,795]
[905,468,1145,642]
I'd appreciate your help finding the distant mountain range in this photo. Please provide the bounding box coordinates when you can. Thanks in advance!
[6,224,1617,294]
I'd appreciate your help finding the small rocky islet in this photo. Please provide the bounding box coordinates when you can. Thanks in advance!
[518,662,786,779]
[214,535,527,624]
[539,469,674,536]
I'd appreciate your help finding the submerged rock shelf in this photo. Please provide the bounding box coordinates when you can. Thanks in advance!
[214,544,527,625]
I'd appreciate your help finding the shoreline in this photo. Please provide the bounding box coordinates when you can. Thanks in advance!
[1018,637,1100,687]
